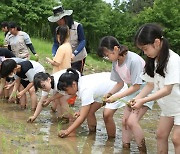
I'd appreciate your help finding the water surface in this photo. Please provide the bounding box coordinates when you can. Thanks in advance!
[0,99,174,154]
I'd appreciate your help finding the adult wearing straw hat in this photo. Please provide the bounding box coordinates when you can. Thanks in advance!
[48,6,87,74]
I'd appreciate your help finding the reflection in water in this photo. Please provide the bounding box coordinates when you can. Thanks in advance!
[0,100,175,153]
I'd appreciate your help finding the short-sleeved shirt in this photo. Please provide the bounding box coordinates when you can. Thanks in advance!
[111,51,145,85]
[15,60,45,82]
[141,50,180,116]
[110,51,154,109]
[8,31,31,58]
[77,72,126,106]
[41,69,67,96]
[53,42,72,73]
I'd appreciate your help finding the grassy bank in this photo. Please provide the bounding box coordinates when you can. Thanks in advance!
[31,37,112,74]
[0,32,112,73]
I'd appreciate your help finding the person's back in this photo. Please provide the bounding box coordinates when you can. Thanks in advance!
[46,25,72,73]
[53,42,72,73]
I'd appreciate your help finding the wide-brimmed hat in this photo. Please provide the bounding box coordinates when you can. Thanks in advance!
[48,6,73,22]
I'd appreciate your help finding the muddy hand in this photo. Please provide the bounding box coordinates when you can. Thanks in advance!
[129,99,136,106]
[8,96,16,103]
[102,93,112,102]
[17,91,24,99]
[42,100,50,107]
[27,116,35,123]
[74,112,80,118]
[106,95,117,103]
[4,84,11,90]
[58,130,69,138]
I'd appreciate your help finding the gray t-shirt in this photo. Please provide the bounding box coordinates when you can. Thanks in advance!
[111,51,145,85]
[8,31,32,58]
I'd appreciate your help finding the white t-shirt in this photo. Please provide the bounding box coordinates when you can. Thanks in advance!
[77,72,127,106]
[14,60,45,82]
[41,69,67,96]
[141,50,180,116]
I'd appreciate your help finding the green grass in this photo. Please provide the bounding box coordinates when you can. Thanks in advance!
[31,37,112,73]
[0,32,111,73]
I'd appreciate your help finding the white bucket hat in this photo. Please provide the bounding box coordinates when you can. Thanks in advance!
[48,6,73,22]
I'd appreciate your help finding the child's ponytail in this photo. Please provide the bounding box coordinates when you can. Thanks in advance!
[57,68,80,91]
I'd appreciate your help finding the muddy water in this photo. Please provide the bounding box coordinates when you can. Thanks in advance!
[0,99,174,154]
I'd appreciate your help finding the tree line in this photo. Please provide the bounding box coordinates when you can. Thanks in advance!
[0,0,179,54]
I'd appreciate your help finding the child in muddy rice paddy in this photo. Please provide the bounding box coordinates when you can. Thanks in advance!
[131,23,180,154]
[27,70,77,123]
[57,68,128,138]
[0,59,45,111]
[98,36,154,153]
[0,57,25,99]
[46,25,72,74]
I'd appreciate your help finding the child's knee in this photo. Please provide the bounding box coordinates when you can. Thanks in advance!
[122,118,128,127]
[172,133,180,146]
[29,88,35,95]
[126,119,134,129]
[103,112,112,122]
[156,129,167,140]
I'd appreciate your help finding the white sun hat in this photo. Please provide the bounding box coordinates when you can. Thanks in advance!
[48,6,73,22]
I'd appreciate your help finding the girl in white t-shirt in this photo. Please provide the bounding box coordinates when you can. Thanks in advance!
[57,68,128,138]
[27,70,74,123]
[132,23,180,153]
[98,36,154,153]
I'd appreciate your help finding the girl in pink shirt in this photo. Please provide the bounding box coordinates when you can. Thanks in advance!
[98,36,153,153]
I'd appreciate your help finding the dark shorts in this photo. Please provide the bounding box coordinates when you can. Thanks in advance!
[20,79,30,88]
[6,77,15,82]
[71,58,86,74]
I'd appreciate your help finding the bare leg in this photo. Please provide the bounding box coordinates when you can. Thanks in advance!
[122,106,132,149]
[58,95,71,116]
[172,125,180,154]
[4,81,9,99]
[157,116,173,154]
[87,102,102,132]
[127,107,148,146]
[29,87,37,111]
[103,108,117,138]
[19,85,27,109]
[51,100,58,112]
[8,86,14,100]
